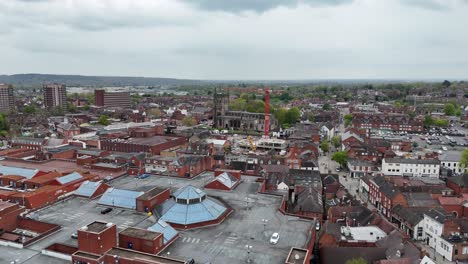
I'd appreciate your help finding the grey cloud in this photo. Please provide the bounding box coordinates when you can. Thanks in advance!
[180,0,354,13]
[401,0,468,10]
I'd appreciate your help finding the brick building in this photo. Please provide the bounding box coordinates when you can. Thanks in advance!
[118,227,164,254]
[95,89,131,108]
[43,83,67,112]
[100,136,187,155]
[0,83,15,113]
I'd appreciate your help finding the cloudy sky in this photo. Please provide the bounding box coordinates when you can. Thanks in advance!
[1,0,467,80]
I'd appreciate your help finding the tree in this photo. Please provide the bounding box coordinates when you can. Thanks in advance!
[24,105,36,114]
[67,102,77,113]
[444,103,456,116]
[332,151,348,168]
[148,108,162,118]
[322,103,331,110]
[0,113,8,135]
[460,149,468,172]
[345,257,368,264]
[307,113,315,122]
[344,114,353,127]
[181,116,197,127]
[284,107,301,125]
[434,119,449,127]
[98,115,110,126]
[331,136,341,148]
[423,115,434,127]
[320,141,330,153]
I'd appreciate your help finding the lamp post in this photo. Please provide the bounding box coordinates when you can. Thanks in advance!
[261,219,268,233]
[245,245,252,263]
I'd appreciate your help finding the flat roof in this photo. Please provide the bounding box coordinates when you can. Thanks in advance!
[84,221,112,233]
[119,227,161,241]
[107,136,182,146]
[286,247,308,264]
[137,187,167,201]
[73,251,102,260]
[343,226,387,242]
[105,248,186,264]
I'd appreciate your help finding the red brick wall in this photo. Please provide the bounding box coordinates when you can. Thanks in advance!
[72,252,103,264]
[136,189,170,213]
[118,233,163,254]
[0,203,24,232]
[205,180,232,191]
[51,149,76,159]
[78,225,117,255]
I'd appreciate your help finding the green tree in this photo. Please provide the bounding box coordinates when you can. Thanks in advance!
[460,149,468,172]
[148,108,162,118]
[229,98,247,111]
[0,113,9,135]
[332,151,348,168]
[444,103,456,116]
[320,141,330,153]
[67,102,77,113]
[423,115,434,127]
[98,115,110,126]
[24,105,36,114]
[434,119,449,127]
[284,107,301,124]
[307,113,315,122]
[331,136,341,148]
[274,108,288,127]
[181,116,197,127]
[344,114,353,127]
[322,103,331,110]
[345,257,368,264]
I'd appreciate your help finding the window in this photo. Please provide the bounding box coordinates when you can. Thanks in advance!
[417,227,423,237]
[462,247,468,254]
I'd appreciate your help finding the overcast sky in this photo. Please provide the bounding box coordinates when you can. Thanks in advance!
[1,0,467,80]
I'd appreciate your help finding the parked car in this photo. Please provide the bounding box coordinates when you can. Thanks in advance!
[71,233,78,239]
[101,207,112,214]
[270,232,280,244]
[335,167,341,172]
[315,222,320,231]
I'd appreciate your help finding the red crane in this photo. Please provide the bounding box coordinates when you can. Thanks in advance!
[264,88,270,138]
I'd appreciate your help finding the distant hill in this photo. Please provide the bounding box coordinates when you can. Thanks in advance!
[0,74,205,87]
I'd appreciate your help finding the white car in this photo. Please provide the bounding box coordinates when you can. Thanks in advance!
[442,146,448,151]
[270,232,279,244]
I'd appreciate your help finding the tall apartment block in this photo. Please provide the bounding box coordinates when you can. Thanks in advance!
[95,89,131,108]
[0,84,15,113]
[43,84,67,112]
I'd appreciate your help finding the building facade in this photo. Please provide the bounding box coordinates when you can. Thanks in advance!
[95,89,131,108]
[0,84,15,113]
[382,158,440,178]
[43,84,67,111]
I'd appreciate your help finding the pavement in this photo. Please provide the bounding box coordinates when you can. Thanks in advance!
[27,196,148,251]
[414,241,455,264]
[156,176,315,264]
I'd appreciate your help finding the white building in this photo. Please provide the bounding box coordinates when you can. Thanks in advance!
[423,208,449,250]
[382,158,440,178]
[440,151,466,175]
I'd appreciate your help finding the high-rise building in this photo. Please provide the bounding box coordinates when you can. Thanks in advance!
[43,84,67,112]
[0,84,15,113]
[94,89,131,108]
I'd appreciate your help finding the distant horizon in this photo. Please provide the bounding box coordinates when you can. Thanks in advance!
[1,73,467,83]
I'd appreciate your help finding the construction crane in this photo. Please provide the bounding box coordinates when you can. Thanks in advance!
[247,136,256,151]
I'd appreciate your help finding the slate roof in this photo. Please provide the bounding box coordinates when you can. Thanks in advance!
[212,172,239,189]
[0,165,39,179]
[384,158,440,165]
[74,181,104,198]
[320,247,387,264]
[448,174,468,188]
[56,172,83,185]
[424,207,451,224]
[98,188,144,209]
[290,187,323,213]
[404,192,438,207]
[147,219,178,244]
[392,204,426,226]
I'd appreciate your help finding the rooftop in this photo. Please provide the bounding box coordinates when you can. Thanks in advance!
[342,226,387,242]
[285,247,308,264]
[119,227,161,241]
[137,187,168,201]
[83,221,113,233]
[105,248,186,264]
